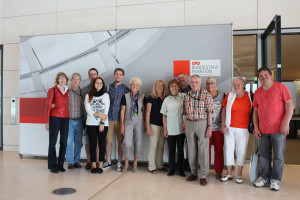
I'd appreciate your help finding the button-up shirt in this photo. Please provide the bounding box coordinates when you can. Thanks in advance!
[160,93,184,136]
[68,87,83,119]
[108,82,129,121]
[182,89,214,120]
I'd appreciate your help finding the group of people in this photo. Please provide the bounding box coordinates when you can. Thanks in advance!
[45,67,293,191]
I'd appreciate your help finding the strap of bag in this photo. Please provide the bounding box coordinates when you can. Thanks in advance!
[52,87,55,103]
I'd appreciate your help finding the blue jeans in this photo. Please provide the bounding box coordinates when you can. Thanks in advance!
[258,132,286,184]
[66,118,83,164]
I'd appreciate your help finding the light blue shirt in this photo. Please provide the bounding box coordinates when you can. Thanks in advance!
[160,93,184,136]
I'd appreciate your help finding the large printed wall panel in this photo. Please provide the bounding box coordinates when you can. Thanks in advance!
[19,24,233,161]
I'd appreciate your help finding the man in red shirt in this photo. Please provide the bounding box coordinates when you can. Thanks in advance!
[253,67,294,191]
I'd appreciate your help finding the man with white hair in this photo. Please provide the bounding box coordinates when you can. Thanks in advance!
[182,74,214,186]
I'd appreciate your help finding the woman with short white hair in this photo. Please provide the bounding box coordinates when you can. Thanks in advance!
[220,77,252,184]
[120,77,145,172]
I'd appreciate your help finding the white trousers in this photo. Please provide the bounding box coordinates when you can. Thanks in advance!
[224,127,249,166]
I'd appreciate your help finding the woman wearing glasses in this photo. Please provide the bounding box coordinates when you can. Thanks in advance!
[45,72,70,173]
[120,77,145,172]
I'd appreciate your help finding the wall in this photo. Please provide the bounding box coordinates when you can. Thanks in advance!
[1,0,300,151]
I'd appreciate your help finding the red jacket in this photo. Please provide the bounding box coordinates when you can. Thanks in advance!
[45,85,70,123]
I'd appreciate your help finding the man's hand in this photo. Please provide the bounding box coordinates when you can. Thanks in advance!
[254,127,262,139]
[51,104,55,109]
[205,127,212,138]
[120,125,125,135]
[164,129,168,138]
[281,121,290,136]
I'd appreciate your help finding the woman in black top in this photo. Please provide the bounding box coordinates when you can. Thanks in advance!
[145,80,168,174]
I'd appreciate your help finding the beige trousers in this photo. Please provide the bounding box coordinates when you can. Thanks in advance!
[185,120,209,178]
[148,124,165,170]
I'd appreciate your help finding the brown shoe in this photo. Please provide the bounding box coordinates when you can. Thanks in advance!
[200,178,207,186]
[85,162,91,170]
[216,173,222,179]
[186,174,197,182]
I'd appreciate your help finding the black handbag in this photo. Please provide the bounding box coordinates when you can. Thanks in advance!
[248,107,254,133]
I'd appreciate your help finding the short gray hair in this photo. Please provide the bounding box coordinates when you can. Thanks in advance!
[233,77,246,89]
[206,76,217,84]
[190,74,201,82]
[71,72,81,80]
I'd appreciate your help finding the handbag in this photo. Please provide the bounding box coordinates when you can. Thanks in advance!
[249,134,261,183]
[248,107,254,133]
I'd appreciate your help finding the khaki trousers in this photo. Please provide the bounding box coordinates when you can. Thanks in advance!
[185,120,209,178]
[148,124,165,170]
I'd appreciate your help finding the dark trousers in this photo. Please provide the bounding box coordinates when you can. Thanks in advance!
[87,125,108,163]
[48,116,69,169]
[167,133,185,171]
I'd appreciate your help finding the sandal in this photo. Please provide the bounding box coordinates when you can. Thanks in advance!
[149,169,158,174]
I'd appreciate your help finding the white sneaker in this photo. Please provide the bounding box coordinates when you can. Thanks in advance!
[236,176,243,184]
[254,179,270,187]
[220,175,233,182]
[103,161,111,169]
[270,182,280,191]
[116,162,122,172]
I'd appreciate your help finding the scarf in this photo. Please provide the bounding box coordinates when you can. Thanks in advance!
[94,90,105,97]
[130,91,140,120]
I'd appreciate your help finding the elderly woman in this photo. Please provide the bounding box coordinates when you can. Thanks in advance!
[220,77,252,184]
[85,77,110,174]
[120,77,145,172]
[146,80,168,174]
[206,76,225,179]
[45,72,70,173]
[160,79,185,177]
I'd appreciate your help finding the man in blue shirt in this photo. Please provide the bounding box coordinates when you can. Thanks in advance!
[103,68,129,171]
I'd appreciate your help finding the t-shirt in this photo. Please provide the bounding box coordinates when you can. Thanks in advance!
[253,82,292,134]
[222,92,251,129]
[147,96,163,126]
[84,93,110,126]
[212,91,225,131]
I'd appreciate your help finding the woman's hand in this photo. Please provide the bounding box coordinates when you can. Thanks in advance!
[120,124,125,135]
[146,126,152,136]
[181,123,185,131]
[221,124,227,134]
[51,104,55,109]
[99,124,104,132]
[45,123,49,132]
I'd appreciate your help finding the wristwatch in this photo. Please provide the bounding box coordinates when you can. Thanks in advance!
[207,125,212,127]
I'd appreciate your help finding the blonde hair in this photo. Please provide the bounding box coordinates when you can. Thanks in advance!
[55,72,69,85]
[130,77,142,87]
[150,80,168,99]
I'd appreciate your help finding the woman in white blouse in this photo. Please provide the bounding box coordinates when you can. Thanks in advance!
[85,77,110,174]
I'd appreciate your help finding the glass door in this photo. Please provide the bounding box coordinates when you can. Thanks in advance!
[261,15,282,82]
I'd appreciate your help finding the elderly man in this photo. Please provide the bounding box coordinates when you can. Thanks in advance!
[103,68,129,171]
[182,74,214,186]
[177,73,191,93]
[253,67,294,191]
[66,73,84,169]
[82,68,99,170]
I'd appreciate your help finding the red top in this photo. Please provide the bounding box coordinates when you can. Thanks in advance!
[45,85,69,123]
[253,82,292,134]
[222,92,251,129]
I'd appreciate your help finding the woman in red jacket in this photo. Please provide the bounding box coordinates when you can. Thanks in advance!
[45,72,70,173]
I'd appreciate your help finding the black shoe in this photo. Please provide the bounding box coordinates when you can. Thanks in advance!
[74,163,81,168]
[179,171,186,177]
[167,170,175,176]
[91,168,98,174]
[50,168,59,173]
[58,167,66,172]
[97,168,103,174]
[68,164,74,169]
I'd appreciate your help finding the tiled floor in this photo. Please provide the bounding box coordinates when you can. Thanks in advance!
[1,151,300,200]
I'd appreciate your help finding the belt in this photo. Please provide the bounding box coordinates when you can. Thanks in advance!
[187,119,201,122]
[70,116,82,120]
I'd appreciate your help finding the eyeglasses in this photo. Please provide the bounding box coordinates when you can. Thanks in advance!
[59,77,66,80]
[206,82,215,85]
